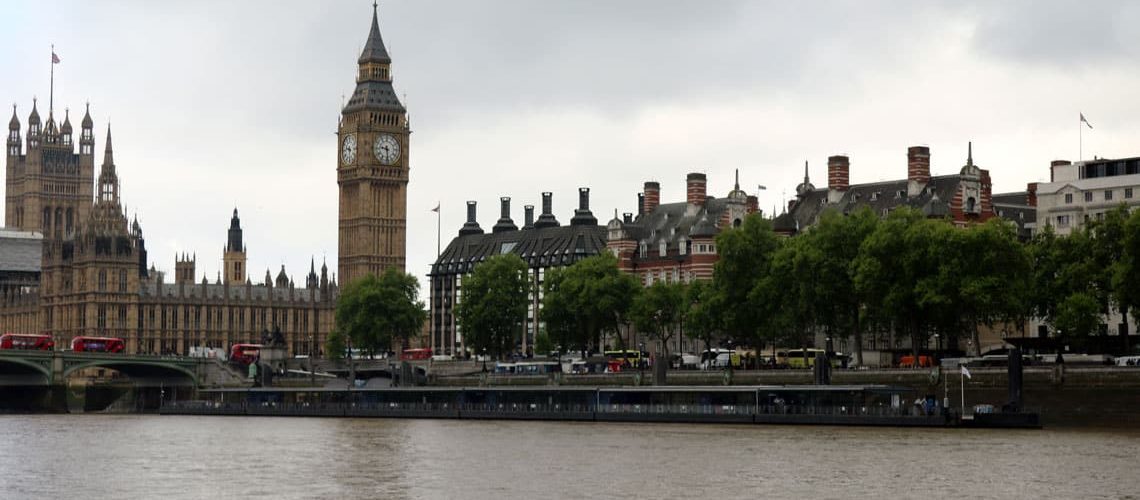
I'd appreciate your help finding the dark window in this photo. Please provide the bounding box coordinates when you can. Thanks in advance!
[1105,190,1113,201]
[1084,191,1093,202]
[1065,193,1073,204]
[1126,188,1134,199]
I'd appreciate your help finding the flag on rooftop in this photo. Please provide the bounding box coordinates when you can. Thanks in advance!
[431,203,440,213]
[960,365,972,379]
[51,51,60,64]
[1081,113,1093,129]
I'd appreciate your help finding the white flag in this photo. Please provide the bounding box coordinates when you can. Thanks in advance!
[960,365,972,379]
[1080,113,1093,129]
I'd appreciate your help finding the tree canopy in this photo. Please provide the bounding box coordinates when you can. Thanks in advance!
[455,254,530,359]
[542,253,641,355]
[329,268,426,359]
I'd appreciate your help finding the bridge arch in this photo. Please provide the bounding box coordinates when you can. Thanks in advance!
[62,360,199,385]
[0,356,52,381]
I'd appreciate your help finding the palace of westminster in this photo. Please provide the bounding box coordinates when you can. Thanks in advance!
[0,6,410,356]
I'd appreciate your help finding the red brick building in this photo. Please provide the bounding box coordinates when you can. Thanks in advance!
[773,144,1005,235]
[607,172,759,285]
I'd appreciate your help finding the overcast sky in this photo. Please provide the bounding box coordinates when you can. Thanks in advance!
[3,1,1139,288]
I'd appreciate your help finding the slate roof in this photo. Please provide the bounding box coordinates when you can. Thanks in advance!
[619,197,739,246]
[992,191,1030,206]
[342,80,405,114]
[0,229,43,273]
[432,222,607,275]
[358,7,392,64]
[773,175,960,233]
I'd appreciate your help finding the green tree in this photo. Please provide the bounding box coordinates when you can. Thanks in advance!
[954,219,1032,354]
[332,268,427,358]
[803,208,878,364]
[534,329,555,356]
[1113,208,1140,349]
[455,254,530,359]
[1030,225,1102,341]
[542,253,641,356]
[685,279,724,356]
[855,209,957,362]
[713,213,782,345]
[756,233,816,358]
[630,281,687,360]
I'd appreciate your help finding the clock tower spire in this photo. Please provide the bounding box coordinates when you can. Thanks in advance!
[337,3,410,285]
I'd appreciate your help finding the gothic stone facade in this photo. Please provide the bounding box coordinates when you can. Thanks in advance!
[338,6,410,285]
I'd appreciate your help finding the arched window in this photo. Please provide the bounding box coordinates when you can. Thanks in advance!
[966,197,977,213]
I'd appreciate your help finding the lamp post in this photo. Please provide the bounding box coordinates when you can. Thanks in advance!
[481,347,487,373]
[309,334,315,388]
[638,342,646,377]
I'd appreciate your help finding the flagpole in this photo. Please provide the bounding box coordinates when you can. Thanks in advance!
[49,44,54,115]
[1079,113,1082,161]
[436,202,441,260]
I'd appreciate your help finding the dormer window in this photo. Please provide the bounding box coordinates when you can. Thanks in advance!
[100,182,114,202]
[659,240,667,257]
[870,192,879,201]
[678,238,688,255]
[639,242,647,258]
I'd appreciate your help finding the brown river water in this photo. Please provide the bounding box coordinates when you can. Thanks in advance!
[0,415,1138,499]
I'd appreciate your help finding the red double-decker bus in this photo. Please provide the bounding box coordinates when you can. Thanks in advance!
[0,333,55,351]
[400,348,432,361]
[70,336,125,353]
[230,343,262,365]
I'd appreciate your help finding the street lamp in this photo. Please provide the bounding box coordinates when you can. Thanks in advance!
[481,347,487,373]
[309,334,316,387]
[638,342,646,377]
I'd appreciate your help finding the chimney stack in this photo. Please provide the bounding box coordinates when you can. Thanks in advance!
[1027,182,1038,207]
[828,155,850,192]
[637,193,645,217]
[643,182,660,215]
[686,172,707,206]
[523,205,535,229]
[534,192,560,229]
[570,187,598,226]
[459,201,484,236]
[746,195,759,214]
[623,212,633,224]
[492,197,518,233]
[907,146,930,196]
[1050,160,1071,183]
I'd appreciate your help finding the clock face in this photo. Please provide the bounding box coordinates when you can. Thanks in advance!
[342,134,357,164]
[374,134,401,165]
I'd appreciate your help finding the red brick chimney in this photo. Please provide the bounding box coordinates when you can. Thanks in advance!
[643,181,660,215]
[746,195,759,214]
[907,146,931,196]
[828,155,850,191]
[686,173,707,206]
[1027,182,1038,207]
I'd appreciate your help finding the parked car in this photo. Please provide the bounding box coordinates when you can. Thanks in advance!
[670,353,700,370]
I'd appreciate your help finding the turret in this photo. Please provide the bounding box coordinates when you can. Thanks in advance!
[79,103,94,156]
[97,125,119,205]
[60,109,73,148]
[26,99,40,149]
[6,104,19,157]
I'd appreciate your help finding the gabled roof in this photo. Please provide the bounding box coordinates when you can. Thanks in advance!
[619,197,740,246]
[774,175,962,233]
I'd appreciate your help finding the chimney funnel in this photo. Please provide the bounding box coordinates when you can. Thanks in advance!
[523,205,535,229]
[534,192,560,229]
[459,201,483,236]
[570,187,598,226]
[1027,182,1038,207]
[907,146,931,197]
[643,181,660,215]
[623,212,633,224]
[686,172,707,206]
[492,197,518,233]
[637,193,645,216]
[828,155,850,192]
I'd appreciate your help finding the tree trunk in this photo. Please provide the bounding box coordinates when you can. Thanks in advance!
[853,305,864,367]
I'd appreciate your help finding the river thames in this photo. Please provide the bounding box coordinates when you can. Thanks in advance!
[1,415,1137,499]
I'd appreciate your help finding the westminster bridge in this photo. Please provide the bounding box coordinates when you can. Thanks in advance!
[0,350,250,412]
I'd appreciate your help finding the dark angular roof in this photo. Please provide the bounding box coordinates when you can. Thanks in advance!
[774,175,961,233]
[619,197,740,246]
[343,80,405,114]
[0,229,42,273]
[433,223,607,275]
[992,191,1029,206]
[358,7,391,64]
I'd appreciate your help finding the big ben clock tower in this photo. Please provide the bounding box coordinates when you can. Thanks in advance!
[338,3,409,285]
